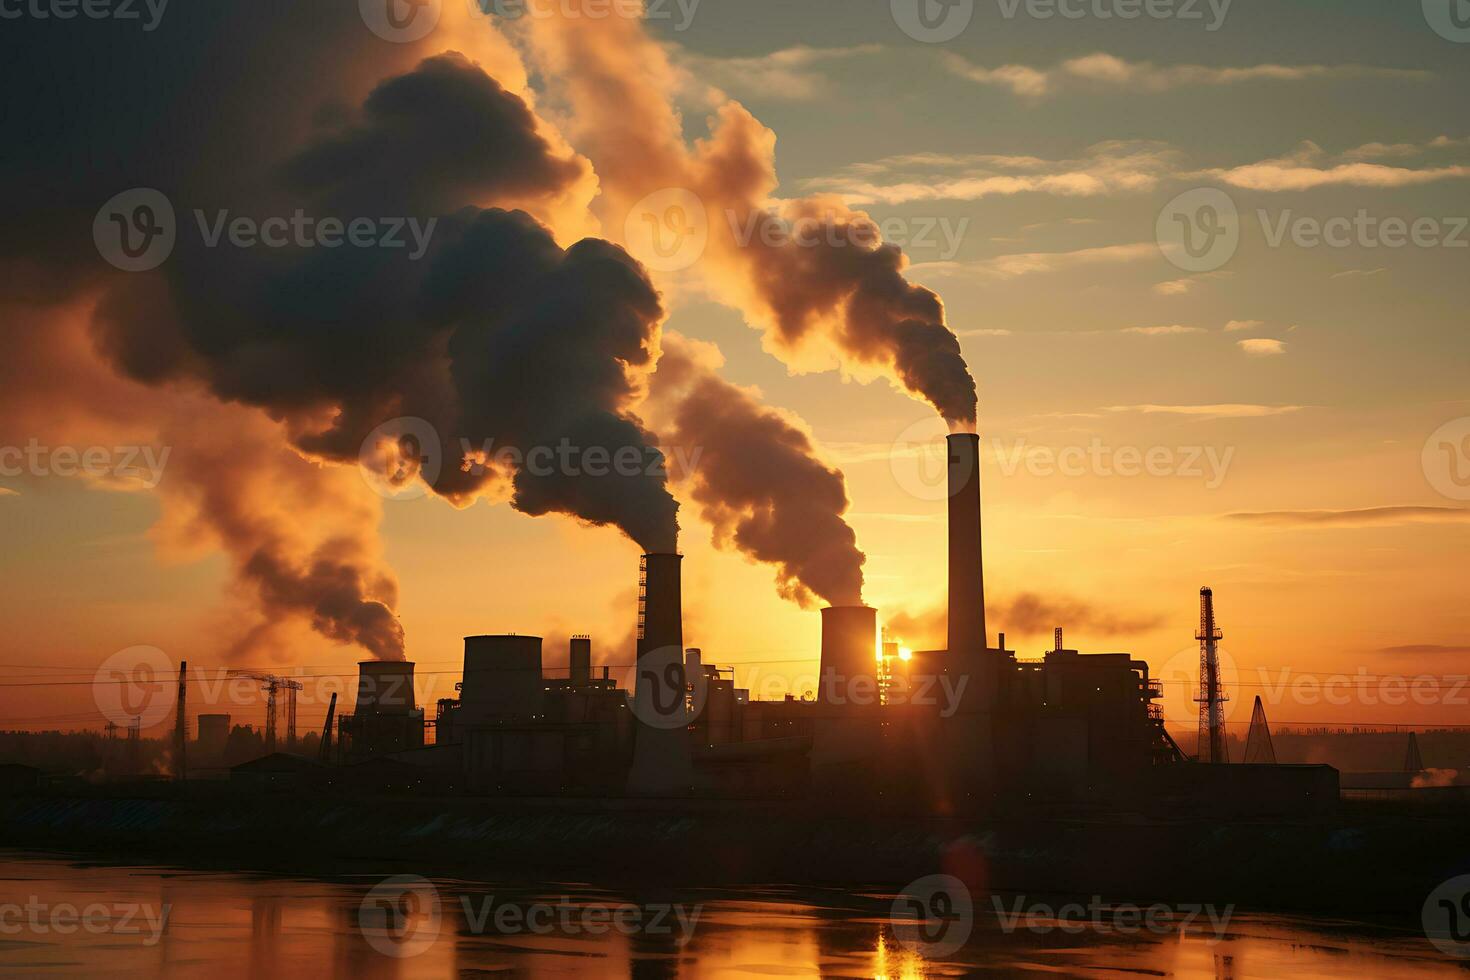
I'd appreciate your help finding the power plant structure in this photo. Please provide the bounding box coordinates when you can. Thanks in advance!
[1195,587,1229,764]
[303,430,1334,815]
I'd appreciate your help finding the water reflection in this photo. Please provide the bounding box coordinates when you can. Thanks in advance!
[0,854,1459,978]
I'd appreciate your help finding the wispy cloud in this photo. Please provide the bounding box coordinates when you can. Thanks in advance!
[672,44,881,101]
[1224,319,1265,332]
[806,140,1175,205]
[1153,279,1196,296]
[1227,506,1470,528]
[1376,643,1470,656]
[1123,325,1205,336]
[944,51,1428,99]
[1343,135,1470,160]
[1106,404,1303,418]
[1238,338,1286,356]
[1331,267,1388,279]
[913,241,1160,280]
[1204,140,1470,191]
[0,487,16,497]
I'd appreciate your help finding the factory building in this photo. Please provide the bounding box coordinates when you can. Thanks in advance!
[323,428,1329,815]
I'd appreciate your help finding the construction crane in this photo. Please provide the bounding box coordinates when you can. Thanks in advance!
[318,692,337,764]
[228,671,305,753]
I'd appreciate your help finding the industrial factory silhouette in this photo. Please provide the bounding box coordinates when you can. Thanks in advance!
[261,431,1333,817]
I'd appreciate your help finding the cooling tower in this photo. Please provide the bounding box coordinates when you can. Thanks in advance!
[947,433,987,657]
[818,606,879,705]
[354,660,417,716]
[460,635,544,723]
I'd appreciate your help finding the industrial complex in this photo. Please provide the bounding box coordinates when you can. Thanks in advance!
[276,433,1336,816]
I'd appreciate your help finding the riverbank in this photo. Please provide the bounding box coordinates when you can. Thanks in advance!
[0,790,1462,920]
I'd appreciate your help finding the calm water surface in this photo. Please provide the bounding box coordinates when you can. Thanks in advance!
[0,853,1460,978]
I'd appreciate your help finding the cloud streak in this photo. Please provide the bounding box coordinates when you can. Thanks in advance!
[1227,506,1470,528]
[945,51,1429,99]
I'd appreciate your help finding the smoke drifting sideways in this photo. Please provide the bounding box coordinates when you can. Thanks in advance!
[648,336,865,608]
[516,13,980,431]
[0,7,679,659]
[90,53,685,552]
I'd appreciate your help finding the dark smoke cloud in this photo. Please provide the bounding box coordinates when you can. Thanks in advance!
[518,21,980,428]
[0,6,678,656]
[734,198,978,428]
[649,335,865,608]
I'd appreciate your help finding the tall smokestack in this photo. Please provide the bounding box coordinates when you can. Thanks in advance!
[947,433,987,656]
[628,553,693,794]
[570,635,592,687]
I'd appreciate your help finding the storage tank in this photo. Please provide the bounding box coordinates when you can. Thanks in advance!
[459,635,544,723]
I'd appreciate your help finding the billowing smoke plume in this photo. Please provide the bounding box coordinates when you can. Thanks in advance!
[0,300,404,661]
[1,6,677,656]
[515,12,979,428]
[649,335,865,608]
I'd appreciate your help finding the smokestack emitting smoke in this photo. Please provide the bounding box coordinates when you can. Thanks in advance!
[1,7,686,662]
[649,335,865,608]
[4,5,984,656]
[630,552,693,794]
[947,433,987,656]
[518,13,979,430]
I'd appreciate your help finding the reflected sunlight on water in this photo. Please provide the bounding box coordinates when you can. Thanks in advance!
[0,854,1460,978]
